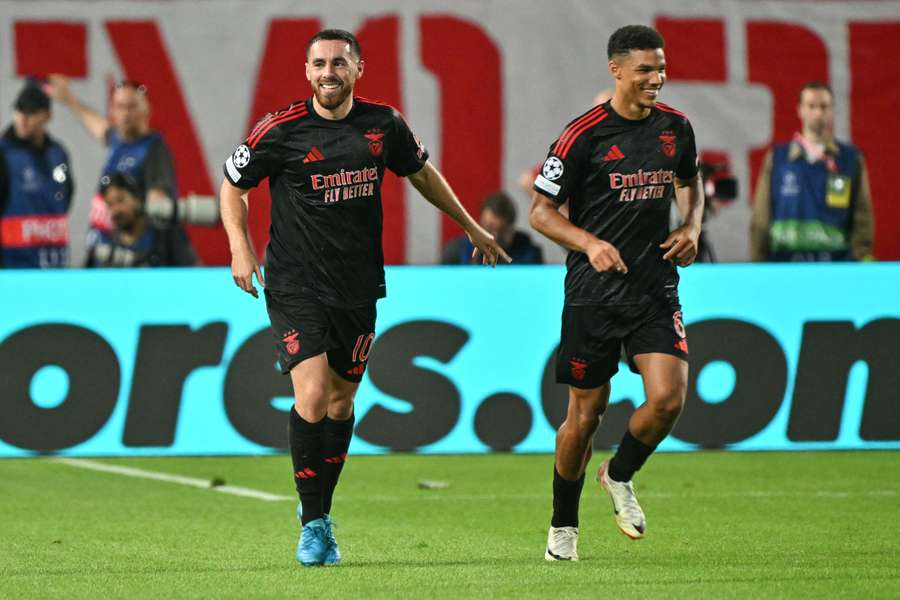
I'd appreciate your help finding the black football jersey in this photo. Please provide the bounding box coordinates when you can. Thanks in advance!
[533,100,698,307]
[224,97,428,307]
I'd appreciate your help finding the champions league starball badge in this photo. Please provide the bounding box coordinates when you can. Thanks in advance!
[542,156,564,181]
[232,144,251,168]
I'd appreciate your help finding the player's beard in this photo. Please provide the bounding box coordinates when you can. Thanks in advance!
[314,78,353,110]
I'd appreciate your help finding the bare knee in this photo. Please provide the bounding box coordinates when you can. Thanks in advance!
[567,385,610,434]
[294,382,329,421]
[327,373,359,420]
[646,380,686,424]
[328,387,355,420]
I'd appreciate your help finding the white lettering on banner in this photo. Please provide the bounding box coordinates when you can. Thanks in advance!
[21,217,69,244]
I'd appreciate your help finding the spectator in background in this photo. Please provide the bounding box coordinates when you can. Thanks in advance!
[85,172,196,267]
[0,79,73,268]
[751,81,874,261]
[46,75,200,256]
[441,191,543,264]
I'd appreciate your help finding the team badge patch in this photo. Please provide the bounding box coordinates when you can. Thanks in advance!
[233,144,251,168]
[542,156,564,181]
[365,130,385,157]
[673,311,688,353]
[282,329,301,355]
[659,134,676,158]
[569,358,588,381]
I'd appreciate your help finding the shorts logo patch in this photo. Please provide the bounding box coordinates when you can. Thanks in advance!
[542,156,564,181]
[673,311,688,353]
[232,144,251,168]
[569,358,588,381]
[282,329,300,355]
[659,134,676,158]
[346,364,366,377]
[364,129,384,157]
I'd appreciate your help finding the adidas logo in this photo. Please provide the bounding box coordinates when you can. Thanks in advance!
[602,145,625,161]
[303,147,325,163]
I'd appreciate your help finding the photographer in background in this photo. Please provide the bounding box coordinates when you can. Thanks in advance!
[85,172,197,267]
[0,79,73,268]
[46,75,216,259]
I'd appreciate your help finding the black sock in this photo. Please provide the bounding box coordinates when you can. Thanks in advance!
[551,468,585,528]
[288,407,325,525]
[608,430,656,483]
[321,413,355,515]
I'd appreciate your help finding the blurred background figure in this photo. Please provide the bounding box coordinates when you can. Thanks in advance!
[0,79,73,268]
[690,150,739,262]
[751,81,874,262]
[85,172,197,267]
[441,191,543,265]
[47,75,212,261]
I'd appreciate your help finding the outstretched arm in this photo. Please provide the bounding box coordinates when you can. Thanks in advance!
[661,175,704,267]
[46,74,109,142]
[528,191,627,274]
[408,161,511,266]
[220,179,264,298]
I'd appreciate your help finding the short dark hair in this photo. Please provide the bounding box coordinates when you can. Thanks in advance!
[798,81,832,104]
[306,29,362,60]
[607,25,665,59]
[100,172,144,202]
[481,191,516,225]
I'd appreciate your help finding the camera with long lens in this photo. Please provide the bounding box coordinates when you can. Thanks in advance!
[145,193,219,227]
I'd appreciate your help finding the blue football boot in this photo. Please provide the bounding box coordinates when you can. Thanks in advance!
[296,511,329,567]
[322,514,341,565]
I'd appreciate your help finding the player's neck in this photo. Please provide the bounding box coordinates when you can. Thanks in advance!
[312,95,354,121]
[610,95,651,121]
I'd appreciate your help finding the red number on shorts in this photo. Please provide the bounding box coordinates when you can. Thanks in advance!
[352,333,375,362]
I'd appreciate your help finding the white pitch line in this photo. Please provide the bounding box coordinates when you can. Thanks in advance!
[54,458,293,502]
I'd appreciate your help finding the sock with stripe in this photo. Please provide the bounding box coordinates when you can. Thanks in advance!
[289,407,325,525]
[321,413,355,516]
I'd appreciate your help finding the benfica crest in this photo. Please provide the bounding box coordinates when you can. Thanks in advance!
[569,358,588,381]
[282,330,301,355]
[365,130,385,156]
[659,134,676,158]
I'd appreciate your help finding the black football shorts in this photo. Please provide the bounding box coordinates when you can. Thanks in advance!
[265,288,377,383]
[555,302,689,389]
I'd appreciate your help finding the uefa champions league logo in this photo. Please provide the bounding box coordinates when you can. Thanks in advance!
[542,156,564,181]
[232,144,251,168]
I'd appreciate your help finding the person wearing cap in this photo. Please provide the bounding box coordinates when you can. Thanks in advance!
[0,80,74,268]
[85,172,197,267]
[46,75,196,250]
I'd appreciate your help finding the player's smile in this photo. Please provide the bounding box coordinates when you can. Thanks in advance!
[306,38,365,116]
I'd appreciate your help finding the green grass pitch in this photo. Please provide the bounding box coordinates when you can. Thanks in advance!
[3,451,899,599]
